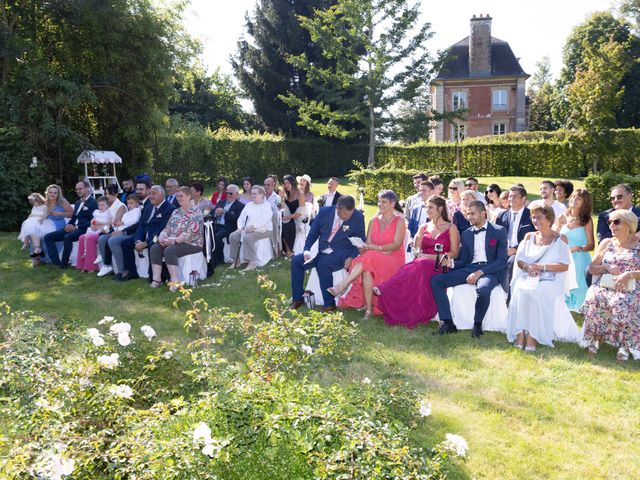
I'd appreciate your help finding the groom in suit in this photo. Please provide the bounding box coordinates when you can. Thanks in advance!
[44,180,97,268]
[431,201,508,337]
[290,195,365,311]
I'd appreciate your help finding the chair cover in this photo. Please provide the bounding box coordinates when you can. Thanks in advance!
[177,252,208,284]
[448,284,508,332]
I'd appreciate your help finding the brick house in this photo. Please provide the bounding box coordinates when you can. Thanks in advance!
[429,14,530,142]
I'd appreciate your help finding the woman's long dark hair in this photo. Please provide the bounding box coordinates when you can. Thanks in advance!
[484,183,502,206]
[379,189,403,214]
[428,195,450,222]
[570,189,593,226]
[283,174,298,200]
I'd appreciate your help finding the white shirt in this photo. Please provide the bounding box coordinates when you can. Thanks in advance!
[115,207,141,231]
[508,208,524,248]
[552,200,567,219]
[475,191,487,204]
[324,191,336,207]
[237,201,273,232]
[218,200,236,226]
[471,221,489,264]
[266,192,280,212]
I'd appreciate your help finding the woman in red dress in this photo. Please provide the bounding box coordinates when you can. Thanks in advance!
[375,196,460,329]
[332,190,406,319]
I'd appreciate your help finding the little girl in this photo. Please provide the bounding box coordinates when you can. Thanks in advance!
[94,194,142,266]
[18,193,48,252]
[76,196,113,272]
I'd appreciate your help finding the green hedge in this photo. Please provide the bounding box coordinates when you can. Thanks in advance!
[348,162,457,203]
[584,172,640,212]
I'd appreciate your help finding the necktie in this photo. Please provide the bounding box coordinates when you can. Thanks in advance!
[474,227,486,235]
[149,206,157,222]
[328,218,342,243]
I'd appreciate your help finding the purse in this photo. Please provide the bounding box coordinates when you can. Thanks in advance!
[600,273,636,292]
[520,236,559,281]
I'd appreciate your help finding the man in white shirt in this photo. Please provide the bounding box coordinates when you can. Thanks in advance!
[539,180,566,220]
[319,177,343,207]
[264,176,282,256]
[403,173,427,222]
[165,178,180,207]
[465,177,487,204]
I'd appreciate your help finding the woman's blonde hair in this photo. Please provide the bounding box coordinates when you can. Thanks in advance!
[609,209,638,234]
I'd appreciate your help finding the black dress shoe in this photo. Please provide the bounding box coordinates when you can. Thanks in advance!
[290,300,305,309]
[471,324,484,338]
[435,322,458,335]
[117,272,139,282]
[112,273,123,281]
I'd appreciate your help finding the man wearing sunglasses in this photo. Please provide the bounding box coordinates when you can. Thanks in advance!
[465,177,487,204]
[596,184,640,243]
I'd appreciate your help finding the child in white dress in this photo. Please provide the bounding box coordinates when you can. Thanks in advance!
[18,193,48,250]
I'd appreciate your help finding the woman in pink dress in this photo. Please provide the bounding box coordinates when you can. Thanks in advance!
[331,190,406,319]
[374,196,460,329]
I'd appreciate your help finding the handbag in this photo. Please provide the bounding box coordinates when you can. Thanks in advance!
[600,273,636,292]
[520,236,559,281]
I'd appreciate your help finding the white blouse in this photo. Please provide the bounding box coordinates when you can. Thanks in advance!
[114,207,142,231]
[237,201,274,232]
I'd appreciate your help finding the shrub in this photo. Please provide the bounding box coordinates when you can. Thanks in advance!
[584,171,640,212]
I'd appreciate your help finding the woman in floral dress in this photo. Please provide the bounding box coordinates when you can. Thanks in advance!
[581,209,640,362]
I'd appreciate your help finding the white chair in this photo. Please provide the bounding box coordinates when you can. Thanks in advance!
[223,236,273,267]
[135,248,150,278]
[305,268,349,306]
[292,202,313,255]
[177,252,208,285]
[448,284,508,332]
[58,242,79,267]
[403,229,414,263]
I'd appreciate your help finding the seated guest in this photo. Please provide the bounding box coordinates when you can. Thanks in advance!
[93,194,141,266]
[375,195,459,328]
[499,190,510,210]
[280,175,307,258]
[581,210,640,362]
[18,193,47,251]
[428,175,444,196]
[297,174,314,205]
[506,202,577,351]
[165,178,180,207]
[263,176,280,211]
[209,176,228,207]
[403,173,427,223]
[190,181,214,214]
[446,178,465,216]
[76,196,112,272]
[228,186,274,271]
[554,179,574,208]
[407,180,433,238]
[239,177,253,204]
[318,177,343,207]
[596,183,640,242]
[465,177,487,204]
[539,180,566,219]
[44,180,97,269]
[290,195,366,311]
[452,189,476,233]
[212,184,244,266]
[553,189,594,311]
[484,183,503,222]
[118,185,175,281]
[119,179,134,204]
[430,201,506,336]
[98,179,151,277]
[150,186,203,291]
[33,185,74,265]
[332,190,406,319]
[264,176,282,257]
[496,185,535,288]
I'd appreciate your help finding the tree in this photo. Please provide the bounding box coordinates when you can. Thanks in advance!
[171,68,247,131]
[566,40,633,172]
[527,57,560,131]
[281,0,433,166]
[232,0,335,135]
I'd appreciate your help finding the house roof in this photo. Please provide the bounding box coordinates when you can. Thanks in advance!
[435,36,528,80]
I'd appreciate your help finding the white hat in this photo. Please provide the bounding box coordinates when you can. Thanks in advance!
[297,174,311,185]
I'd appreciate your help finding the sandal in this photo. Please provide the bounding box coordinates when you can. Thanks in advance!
[150,280,162,289]
[372,287,381,296]
[327,283,346,297]
[616,347,630,362]
[362,309,372,320]
[587,340,600,355]
[30,246,42,258]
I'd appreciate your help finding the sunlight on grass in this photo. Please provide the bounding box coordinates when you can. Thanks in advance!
[21,291,40,301]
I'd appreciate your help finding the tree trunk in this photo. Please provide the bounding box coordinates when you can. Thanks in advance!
[367,25,375,168]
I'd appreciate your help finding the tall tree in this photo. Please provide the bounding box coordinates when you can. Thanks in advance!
[281,0,433,166]
[232,0,334,135]
[527,57,559,131]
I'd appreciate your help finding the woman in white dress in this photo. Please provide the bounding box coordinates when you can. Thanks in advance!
[506,201,581,351]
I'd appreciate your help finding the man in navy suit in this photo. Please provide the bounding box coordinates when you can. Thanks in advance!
[596,183,640,242]
[290,195,365,311]
[431,201,508,337]
[496,185,535,287]
[212,184,245,266]
[44,180,98,268]
[116,185,175,281]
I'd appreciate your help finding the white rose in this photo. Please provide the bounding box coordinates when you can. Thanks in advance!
[162,350,174,359]
[300,344,313,355]
[110,322,131,335]
[98,316,115,325]
[192,422,212,444]
[117,333,131,347]
[443,433,469,457]
[108,384,133,399]
[140,325,156,340]
[361,377,371,385]
[97,353,119,370]
[419,400,432,417]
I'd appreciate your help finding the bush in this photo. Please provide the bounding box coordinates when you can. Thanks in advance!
[584,171,640,212]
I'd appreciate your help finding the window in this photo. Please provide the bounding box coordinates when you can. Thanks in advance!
[492,89,507,110]
[492,123,506,135]
[452,124,467,141]
[452,91,467,111]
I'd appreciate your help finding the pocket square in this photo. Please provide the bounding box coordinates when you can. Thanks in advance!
[156,213,162,217]
[82,206,88,211]
[489,239,497,246]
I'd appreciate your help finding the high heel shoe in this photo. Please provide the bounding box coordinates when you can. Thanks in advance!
[327,283,346,297]
[362,310,372,320]
[372,287,381,296]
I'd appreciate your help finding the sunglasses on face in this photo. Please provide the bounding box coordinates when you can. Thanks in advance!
[486,189,494,193]
[465,183,475,187]
[608,218,622,226]
[448,186,458,190]
[610,194,624,201]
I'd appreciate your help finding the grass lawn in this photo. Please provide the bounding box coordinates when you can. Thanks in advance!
[2,175,638,479]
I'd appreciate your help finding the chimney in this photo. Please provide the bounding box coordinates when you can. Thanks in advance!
[469,14,492,76]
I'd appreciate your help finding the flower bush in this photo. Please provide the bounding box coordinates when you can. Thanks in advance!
[0,276,465,479]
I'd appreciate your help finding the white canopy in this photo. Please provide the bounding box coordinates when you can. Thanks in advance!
[77,150,122,164]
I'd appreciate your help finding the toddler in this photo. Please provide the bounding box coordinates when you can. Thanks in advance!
[18,193,48,253]
[76,196,113,271]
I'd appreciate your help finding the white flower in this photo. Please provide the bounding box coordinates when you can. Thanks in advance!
[140,325,156,340]
[201,440,223,458]
[443,433,469,457]
[36,451,75,480]
[30,157,38,168]
[117,333,131,347]
[108,384,134,399]
[78,378,91,388]
[193,422,212,444]
[109,322,131,335]
[162,350,174,359]
[361,377,371,385]
[293,327,307,335]
[87,328,105,346]
[97,353,119,370]
[300,344,313,355]
[419,400,432,417]
[98,315,115,325]
[35,397,50,409]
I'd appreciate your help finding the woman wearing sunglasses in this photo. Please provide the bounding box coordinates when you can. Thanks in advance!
[582,209,640,362]
[484,183,503,222]
[446,179,465,217]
